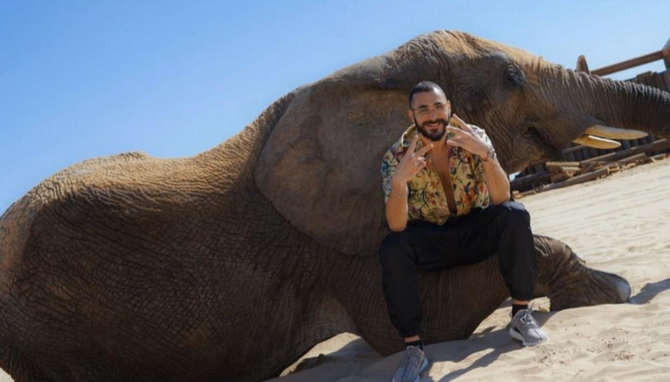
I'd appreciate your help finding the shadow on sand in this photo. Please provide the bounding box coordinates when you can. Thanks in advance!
[629,278,670,305]
[427,318,550,382]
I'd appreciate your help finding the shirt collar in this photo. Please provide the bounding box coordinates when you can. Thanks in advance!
[398,124,423,152]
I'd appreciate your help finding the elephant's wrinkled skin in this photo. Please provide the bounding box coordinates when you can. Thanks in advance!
[0,31,668,382]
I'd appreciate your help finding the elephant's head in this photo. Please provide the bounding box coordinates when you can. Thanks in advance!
[253,30,670,256]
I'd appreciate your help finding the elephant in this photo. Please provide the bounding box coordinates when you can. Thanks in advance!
[0,30,668,382]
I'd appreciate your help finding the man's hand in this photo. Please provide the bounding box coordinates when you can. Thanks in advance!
[446,114,491,158]
[391,135,434,193]
[447,114,510,204]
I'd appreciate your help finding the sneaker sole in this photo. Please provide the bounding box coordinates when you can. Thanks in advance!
[392,357,430,382]
[509,327,549,347]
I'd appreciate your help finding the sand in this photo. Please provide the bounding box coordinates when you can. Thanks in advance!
[0,159,668,382]
[269,158,670,382]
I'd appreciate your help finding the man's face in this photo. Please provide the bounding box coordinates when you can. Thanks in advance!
[408,89,451,142]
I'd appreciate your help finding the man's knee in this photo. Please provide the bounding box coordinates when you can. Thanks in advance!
[379,231,414,266]
[496,201,531,224]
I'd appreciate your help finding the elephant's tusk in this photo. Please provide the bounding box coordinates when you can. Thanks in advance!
[584,125,648,140]
[572,134,622,149]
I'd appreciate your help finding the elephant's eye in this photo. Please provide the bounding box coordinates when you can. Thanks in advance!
[504,66,525,88]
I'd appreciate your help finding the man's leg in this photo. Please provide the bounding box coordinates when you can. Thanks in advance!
[489,201,536,305]
[378,222,461,345]
[452,201,548,345]
[451,201,537,304]
[380,222,461,382]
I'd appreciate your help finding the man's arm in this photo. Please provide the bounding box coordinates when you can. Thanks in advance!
[385,180,409,232]
[382,135,434,232]
[481,157,511,205]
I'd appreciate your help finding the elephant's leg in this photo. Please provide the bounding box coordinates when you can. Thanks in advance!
[533,235,631,311]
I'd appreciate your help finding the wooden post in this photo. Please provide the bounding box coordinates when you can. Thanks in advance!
[577,55,590,74]
[636,71,654,81]
[663,38,670,70]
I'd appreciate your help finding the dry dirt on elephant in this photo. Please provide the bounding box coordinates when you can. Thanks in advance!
[268,158,670,382]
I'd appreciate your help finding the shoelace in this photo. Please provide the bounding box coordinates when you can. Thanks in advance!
[400,346,423,371]
[519,303,539,329]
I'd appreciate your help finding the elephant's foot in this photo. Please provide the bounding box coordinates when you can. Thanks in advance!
[534,235,631,311]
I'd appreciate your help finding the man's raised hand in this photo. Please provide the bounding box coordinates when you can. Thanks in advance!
[391,135,434,195]
[446,114,491,157]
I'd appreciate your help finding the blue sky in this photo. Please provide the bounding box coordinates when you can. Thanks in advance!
[1,1,668,213]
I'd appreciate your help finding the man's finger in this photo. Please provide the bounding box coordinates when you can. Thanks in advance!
[447,126,471,139]
[415,143,434,157]
[446,126,462,135]
[408,160,425,173]
[453,114,474,133]
[407,134,419,154]
[446,139,464,148]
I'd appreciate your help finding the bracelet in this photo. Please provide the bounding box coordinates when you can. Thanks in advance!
[391,184,408,198]
[481,146,496,162]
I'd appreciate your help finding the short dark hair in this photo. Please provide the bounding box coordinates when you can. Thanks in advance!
[408,81,444,108]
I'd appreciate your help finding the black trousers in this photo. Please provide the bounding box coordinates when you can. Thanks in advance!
[378,201,537,338]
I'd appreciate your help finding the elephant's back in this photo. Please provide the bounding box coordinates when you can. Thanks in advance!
[0,151,235,380]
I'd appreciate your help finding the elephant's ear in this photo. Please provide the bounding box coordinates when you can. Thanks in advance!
[254,41,443,256]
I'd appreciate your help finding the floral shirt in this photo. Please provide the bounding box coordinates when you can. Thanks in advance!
[380,124,491,225]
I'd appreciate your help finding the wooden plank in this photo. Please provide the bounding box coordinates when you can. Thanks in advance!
[636,71,654,82]
[551,172,570,183]
[580,162,598,173]
[592,51,664,76]
[642,74,655,89]
[651,72,664,92]
[538,168,609,193]
[545,161,581,168]
[559,166,581,174]
[585,154,647,169]
[640,73,653,88]
[617,153,648,164]
[581,139,669,164]
[662,71,670,92]
[663,38,670,70]
[650,73,662,91]
[518,189,538,198]
[510,171,552,191]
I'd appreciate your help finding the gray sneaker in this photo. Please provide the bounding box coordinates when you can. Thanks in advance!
[391,345,429,382]
[509,308,549,346]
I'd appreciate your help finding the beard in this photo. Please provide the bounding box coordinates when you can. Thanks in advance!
[415,117,448,142]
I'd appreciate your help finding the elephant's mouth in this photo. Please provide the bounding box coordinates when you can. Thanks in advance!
[525,124,562,161]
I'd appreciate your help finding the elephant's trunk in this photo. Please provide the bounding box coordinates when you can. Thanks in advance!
[548,66,670,139]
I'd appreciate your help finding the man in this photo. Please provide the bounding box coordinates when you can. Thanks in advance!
[379,81,549,382]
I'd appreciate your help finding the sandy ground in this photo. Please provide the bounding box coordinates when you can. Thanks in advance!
[268,158,670,382]
[0,159,667,382]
